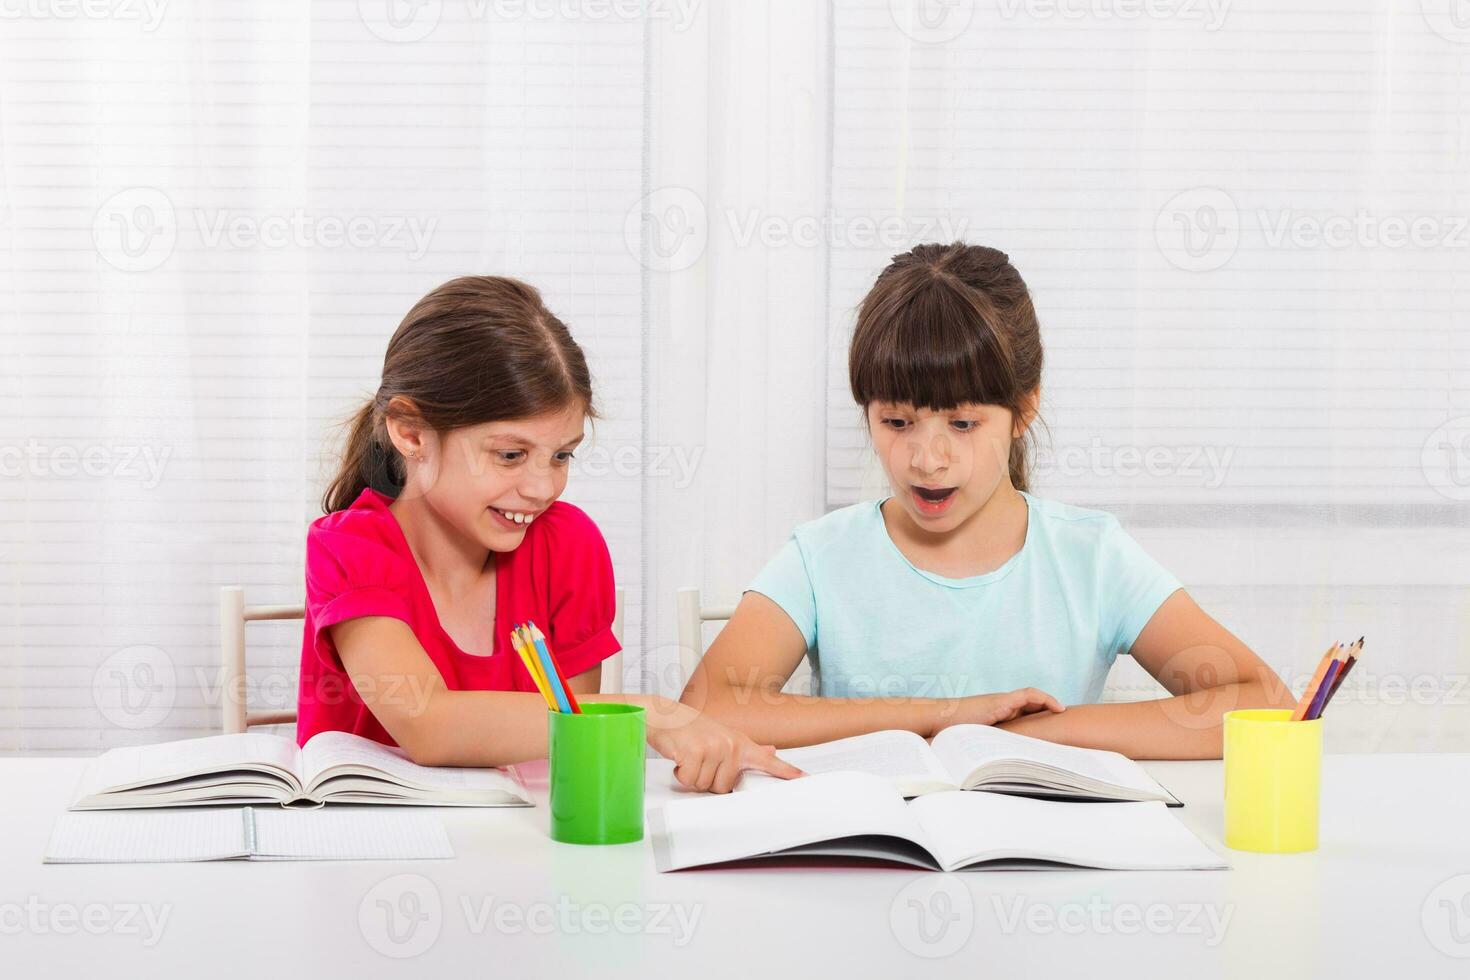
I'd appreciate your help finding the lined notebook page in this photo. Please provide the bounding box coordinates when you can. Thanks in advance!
[250,808,453,861]
[45,808,246,863]
[44,806,453,862]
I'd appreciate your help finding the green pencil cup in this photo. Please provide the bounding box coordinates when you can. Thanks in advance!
[548,703,646,845]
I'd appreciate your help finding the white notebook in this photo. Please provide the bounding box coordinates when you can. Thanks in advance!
[43,807,455,863]
[651,771,1226,873]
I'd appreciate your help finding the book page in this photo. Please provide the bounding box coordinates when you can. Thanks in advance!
[654,771,930,871]
[44,809,247,863]
[250,808,454,860]
[76,732,301,800]
[908,792,1226,871]
[929,724,1167,797]
[738,730,956,796]
[299,730,528,799]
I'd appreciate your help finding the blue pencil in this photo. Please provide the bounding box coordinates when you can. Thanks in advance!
[524,622,573,713]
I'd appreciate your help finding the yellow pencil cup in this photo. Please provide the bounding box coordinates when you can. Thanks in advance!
[1223,708,1321,853]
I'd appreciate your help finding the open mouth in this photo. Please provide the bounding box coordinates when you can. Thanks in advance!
[909,485,957,516]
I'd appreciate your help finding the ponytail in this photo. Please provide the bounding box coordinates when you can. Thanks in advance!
[321,398,408,514]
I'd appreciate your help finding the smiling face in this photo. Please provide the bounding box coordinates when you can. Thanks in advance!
[389,401,587,552]
[867,400,1025,535]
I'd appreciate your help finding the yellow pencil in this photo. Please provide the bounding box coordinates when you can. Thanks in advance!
[514,628,543,690]
[515,623,544,684]
[513,625,550,694]
[518,624,557,704]
[510,626,557,709]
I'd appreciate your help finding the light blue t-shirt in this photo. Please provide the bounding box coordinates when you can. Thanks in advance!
[746,492,1182,706]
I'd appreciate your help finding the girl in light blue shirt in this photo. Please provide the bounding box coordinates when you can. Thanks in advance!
[682,243,1292,759]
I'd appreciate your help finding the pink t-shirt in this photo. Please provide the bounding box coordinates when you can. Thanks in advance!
[295,487,620,748]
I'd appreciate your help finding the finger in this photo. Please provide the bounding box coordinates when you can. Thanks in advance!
[1020,688,1065,713]
[692,753,722,793]
[710,758,743,795]
[745,745,805,780]
[672,752,704,789]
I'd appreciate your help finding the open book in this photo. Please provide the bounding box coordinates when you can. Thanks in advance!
[70,730,530,809]
[44,807,454,863]
[740,724,1181,805]
[651,771,1224,873]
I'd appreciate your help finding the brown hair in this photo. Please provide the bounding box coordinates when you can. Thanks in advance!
[322,275,595,513]
[849,242,1044,491]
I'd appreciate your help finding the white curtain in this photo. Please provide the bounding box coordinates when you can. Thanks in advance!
[820,0,1470,752]
[1,2,648,752]
[4,0,1466,754]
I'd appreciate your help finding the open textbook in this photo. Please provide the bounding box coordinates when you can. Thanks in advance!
[652,771,1225,873]
[44,807,454,863]
[70,730,531,809]
[740,724,1181,806]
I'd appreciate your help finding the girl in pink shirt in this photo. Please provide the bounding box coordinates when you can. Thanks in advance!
[297,275,800,793]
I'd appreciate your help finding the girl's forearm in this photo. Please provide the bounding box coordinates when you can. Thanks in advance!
[407,690,688,767]
[994,680,1295,759]
[407,690,554,767]
[682,683,947,747]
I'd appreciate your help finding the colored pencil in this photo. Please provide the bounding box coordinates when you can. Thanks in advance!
[1318,636,1363,715]
[511,628,554,709]
[515,622,573,714]
[528,622,581,714]
[522,621,573,713]
[513,625,549,693]
[1304,658,1342,721]
[509,627,557,710]
[1292,643,1341,721]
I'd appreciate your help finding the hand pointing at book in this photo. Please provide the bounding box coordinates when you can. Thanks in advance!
[617,695,806,793]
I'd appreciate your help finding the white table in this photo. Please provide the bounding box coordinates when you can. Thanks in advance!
[4,753,1468,978]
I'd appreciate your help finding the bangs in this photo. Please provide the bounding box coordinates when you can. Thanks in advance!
[849,273,1021,411]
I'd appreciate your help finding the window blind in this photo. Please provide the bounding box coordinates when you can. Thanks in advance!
[0,1,647,752]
